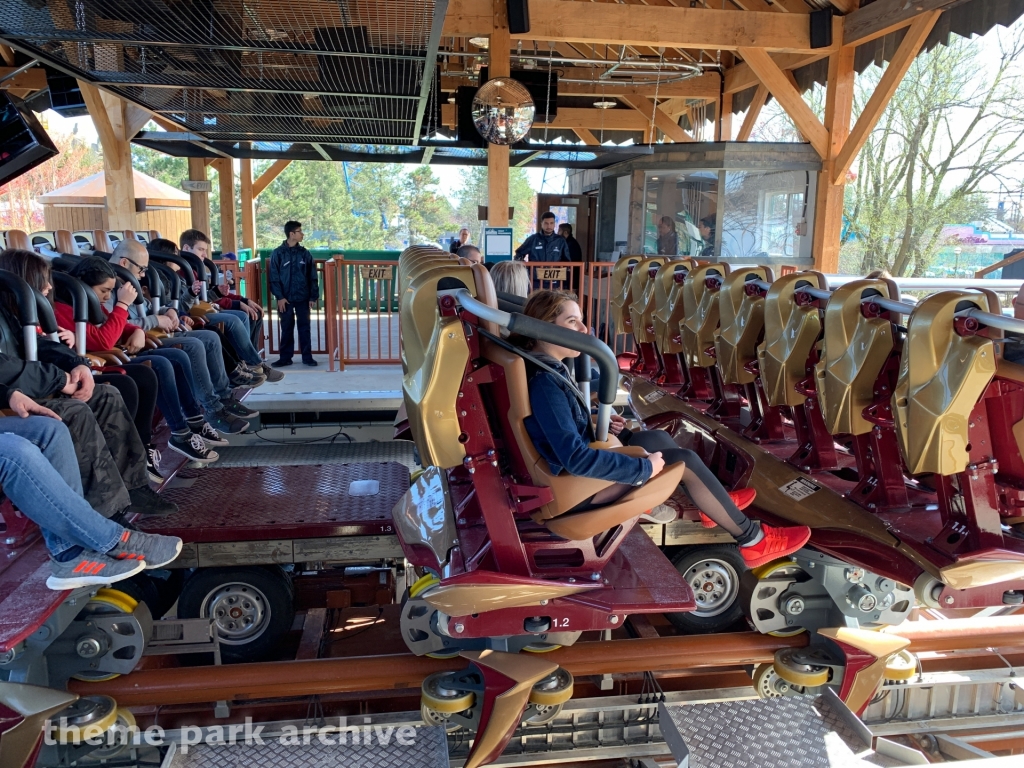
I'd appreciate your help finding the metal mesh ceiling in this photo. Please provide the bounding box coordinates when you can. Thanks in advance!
[0,0,446,144]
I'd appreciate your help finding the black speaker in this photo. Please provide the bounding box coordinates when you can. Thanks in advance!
[46,71,89,117]
[0,94,58,186]
[810,8,834,50]
[456,86,487,147]
[480,68,558,124]
[507,0,530,35]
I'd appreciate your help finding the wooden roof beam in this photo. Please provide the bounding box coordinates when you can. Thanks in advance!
[833,11,941,183]
[443,0,823,53]
[736,84,769,141]
[737,47,828,158]
[252,158,292,197]
[573,127,600,145]
[618,95,694,143]
[844,0,956,47]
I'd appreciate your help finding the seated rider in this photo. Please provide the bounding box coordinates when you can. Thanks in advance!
[513,290,811,568]
[0,412,183,590]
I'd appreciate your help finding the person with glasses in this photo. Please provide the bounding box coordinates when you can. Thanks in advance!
[109,240,255,435]
[269,221,318,367]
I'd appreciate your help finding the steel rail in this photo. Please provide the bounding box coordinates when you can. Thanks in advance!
[71,616,1024,707]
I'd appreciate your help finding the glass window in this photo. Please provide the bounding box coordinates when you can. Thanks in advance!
[643,171,719,257]
[720,170,809,260]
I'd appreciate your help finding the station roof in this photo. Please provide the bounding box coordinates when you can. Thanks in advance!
[2,0,1023,163]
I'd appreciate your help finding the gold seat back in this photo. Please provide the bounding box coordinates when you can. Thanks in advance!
[716,267,773,385]
[894,290,999,476]
[758,271,829,407]
[609,255,643,335]
[816,278,900,436]
[627,256,667,343]
[680,263,729,369]
[653,259,697,354]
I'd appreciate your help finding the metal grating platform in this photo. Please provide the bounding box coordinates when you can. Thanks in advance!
[139,462,409,542]
[212,441,417,469]
[659,695,906,768]
[167,724,448,768]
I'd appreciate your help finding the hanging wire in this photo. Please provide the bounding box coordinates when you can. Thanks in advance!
[543,41,554,143]
[648,47,665,143]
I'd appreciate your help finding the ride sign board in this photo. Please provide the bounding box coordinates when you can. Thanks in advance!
[535,266,569,282]
[359,265,394,281]
[484,227,513,262]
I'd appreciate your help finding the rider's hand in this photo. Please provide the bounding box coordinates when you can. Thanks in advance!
[647,451,665,479]
[609,413,626,435]
[116,281,138,306]
[7,391,61,419]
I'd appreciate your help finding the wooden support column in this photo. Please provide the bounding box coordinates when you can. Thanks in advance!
[488,0,510,228]
[78,81,136,232]
[240,156,256,253]
[214,158,237,255]
[719,91,734,142]
[186,157,210,235]
[626,170,646,254]
[812,44,855,274]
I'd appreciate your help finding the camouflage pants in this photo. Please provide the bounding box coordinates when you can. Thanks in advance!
[45,385,147,518]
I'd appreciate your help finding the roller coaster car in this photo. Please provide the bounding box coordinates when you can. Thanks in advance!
[392,248,696,768]
[617,259,1024,713]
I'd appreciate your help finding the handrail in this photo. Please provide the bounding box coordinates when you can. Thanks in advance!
[455,288,617,441]
[861,296,916,315]
[956,307,1024,335]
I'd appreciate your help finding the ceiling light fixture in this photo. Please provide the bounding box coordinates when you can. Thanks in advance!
[593,101,617,109]
[469,37,490,49]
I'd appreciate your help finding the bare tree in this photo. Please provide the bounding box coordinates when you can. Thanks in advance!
[845,25,1024,276]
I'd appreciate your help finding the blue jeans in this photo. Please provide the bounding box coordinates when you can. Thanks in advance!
[0,420,123,558]
[206,311,262,366]
[155,331,232,415]
[134,351,202,432]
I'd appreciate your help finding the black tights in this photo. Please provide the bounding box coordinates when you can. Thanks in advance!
[95,365,158,446]
[624,430,758,544]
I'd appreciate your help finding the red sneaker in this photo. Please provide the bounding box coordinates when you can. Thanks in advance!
[740,523,812,568]
[699,489,757,529]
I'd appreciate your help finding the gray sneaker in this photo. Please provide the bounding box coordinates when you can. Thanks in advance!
[211,411,249,434]
[259,362,285,382]
[47,552,145,590]
[221,397,259,419]
[106,529,184,569]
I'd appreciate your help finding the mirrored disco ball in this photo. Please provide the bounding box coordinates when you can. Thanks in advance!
[472,79,535,145]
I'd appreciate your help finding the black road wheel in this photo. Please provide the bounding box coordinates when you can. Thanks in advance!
[177,566,293,663]
[666,546,745,634]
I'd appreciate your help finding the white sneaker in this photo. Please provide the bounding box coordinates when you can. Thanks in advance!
[639,504,677,524]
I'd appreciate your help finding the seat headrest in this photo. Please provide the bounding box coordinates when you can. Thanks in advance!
[55,230,80,256]
[3,230,32,251]
[93,230,114,253]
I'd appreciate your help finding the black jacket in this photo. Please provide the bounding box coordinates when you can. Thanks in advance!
[269,242,319,303]
[564,235,584,263]
[0,305,90,373]
[0,355,68,407]
[515,232,570,263]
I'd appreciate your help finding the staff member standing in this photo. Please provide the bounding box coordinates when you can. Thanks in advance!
[515,212,569,263]
[269,221,319,367]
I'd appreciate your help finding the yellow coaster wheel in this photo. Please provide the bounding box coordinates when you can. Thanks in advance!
[51,695,119,744]
[408,574,460,659]
[750,560,808,637]
[421,671,475,731]
[773,647,831,688]
[71,589,142,683]
[884,649,917,682]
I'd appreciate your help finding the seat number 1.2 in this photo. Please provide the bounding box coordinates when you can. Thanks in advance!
[551,617,570,629]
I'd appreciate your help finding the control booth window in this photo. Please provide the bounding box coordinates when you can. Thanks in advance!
[720,170,810,261]
[642,171,719,257]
